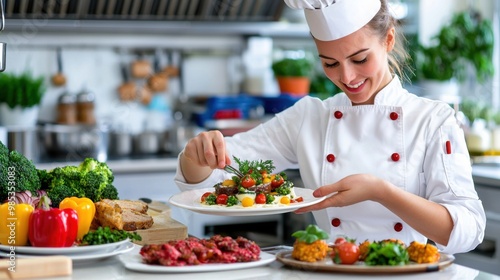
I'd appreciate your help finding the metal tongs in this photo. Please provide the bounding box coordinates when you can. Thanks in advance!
[224,165,244,178]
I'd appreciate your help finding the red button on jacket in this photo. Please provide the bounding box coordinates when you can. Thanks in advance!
[331,218,341,227]
[334,111,343,119]
[326,154,335,163]
[394,222,403,232]
[390,112,399,120]
[391,153,400,162]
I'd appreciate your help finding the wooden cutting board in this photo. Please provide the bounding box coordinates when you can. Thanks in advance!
[133,202,188,245]
[0,256,72,279]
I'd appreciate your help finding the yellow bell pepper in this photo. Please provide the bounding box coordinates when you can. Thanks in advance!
[59,197,96,240]
[0,202,34,246]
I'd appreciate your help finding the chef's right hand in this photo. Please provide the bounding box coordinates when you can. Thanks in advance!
[180,130,230,183]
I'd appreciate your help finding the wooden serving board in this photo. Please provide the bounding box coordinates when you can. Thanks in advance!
[133,202,188,245]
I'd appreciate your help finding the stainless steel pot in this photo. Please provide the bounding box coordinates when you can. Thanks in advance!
[108,131,133,157]
[39,124,108,161]
[6,126,40,162]
[133,131,160,155]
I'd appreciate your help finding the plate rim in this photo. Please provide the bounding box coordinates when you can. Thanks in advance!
[0,242,135,264]
[119,246,276,273]
[0,238,130,255]
[275,250,455,274]
[168,187,325,216]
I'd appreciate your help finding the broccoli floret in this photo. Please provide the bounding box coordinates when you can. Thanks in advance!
[0,141,9,201]
[78,158,117,201]
[80,170,107,201]
[47,178,85,207]
[2,150,41,201]
[46,166,85,207]
[46,158,118,204]
[37,169,52,190]
[79,158,114,184]
[100,184,119,200]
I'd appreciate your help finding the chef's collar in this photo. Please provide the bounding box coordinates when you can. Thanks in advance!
[284,0,381,41]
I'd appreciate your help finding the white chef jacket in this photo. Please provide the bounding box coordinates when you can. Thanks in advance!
[174,76,486,254]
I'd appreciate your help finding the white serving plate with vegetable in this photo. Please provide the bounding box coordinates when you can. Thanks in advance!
[169,187,326,216]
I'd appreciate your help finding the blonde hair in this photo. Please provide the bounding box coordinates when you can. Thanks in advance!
[367,0,412,82]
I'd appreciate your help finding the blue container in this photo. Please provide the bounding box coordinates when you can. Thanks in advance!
[258,94,303,114]
[193,95,264,127]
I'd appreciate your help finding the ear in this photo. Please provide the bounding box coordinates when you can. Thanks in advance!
[385,27,396,52]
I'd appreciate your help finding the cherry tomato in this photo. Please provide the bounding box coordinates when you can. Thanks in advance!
[334,237,347,245]
[216,194,228,205]
[271,175,284,188]
[240,175,256,188]
[255,193,266,204]
[331,242,360,265]
[200,192,212,202]
[291,197,304,203]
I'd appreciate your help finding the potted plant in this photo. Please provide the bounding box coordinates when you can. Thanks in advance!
[414,10,494,99]
[0,71,46,127]
[272,57,313,95]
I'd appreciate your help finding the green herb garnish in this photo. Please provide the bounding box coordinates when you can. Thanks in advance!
[292,224,329,244]
[81,226,141,245]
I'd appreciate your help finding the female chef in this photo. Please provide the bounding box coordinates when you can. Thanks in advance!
[174,0,485,254]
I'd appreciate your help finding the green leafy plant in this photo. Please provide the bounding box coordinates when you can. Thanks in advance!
[0,71,45,108]
[415,10,494,82]
[271,58,313,77]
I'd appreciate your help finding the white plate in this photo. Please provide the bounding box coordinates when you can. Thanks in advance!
[0,238,130,255]
[168,188,326,216]
[119,245,275,273]
[276,250,455,274]
[0,242,135,266]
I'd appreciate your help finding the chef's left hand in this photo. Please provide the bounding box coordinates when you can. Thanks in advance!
[294,174,391,213]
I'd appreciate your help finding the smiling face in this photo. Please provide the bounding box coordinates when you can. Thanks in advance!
[314,26,395,105]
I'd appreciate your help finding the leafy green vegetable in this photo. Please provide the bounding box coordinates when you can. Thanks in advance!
[232,156,276,186]
[205,193,217,205]
[0,143,41,202]
[292,224,329,244]
[364,241,410,266]
[81,226,141,245]
[44,158,119,207]
[226,196,238,207]
[265,194,275,204]
[275,181,293,195]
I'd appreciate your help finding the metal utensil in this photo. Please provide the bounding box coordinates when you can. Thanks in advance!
[224,165,244,178]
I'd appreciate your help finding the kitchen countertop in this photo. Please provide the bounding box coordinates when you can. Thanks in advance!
[61,249,500,280]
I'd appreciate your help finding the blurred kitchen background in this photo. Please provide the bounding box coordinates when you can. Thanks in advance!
[0,0,498,162]
[0,0,500,275]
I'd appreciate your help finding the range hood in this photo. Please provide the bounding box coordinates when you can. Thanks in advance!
[3,0,290,35]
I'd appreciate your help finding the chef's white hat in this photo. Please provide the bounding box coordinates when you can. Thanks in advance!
[284,0,382,41]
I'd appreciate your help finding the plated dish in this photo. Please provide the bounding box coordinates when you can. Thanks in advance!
[0,242,134,266]
[276,250,455,274]
[168,188,326,216]
[119,245,275,273]
[0,238,130,255]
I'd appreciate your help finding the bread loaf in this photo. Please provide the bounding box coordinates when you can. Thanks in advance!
[93,199,153,231]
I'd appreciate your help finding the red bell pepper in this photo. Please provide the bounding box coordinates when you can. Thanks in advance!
[28,196,78,247]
